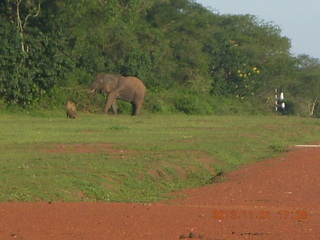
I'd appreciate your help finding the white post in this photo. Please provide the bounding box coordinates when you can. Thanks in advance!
[280,91,285,109]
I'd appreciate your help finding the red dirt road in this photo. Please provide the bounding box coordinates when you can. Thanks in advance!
[0,146,319,240]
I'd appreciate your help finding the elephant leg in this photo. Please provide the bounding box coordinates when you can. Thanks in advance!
[104,93,118,114]
[133,99,143,116]
[111,101,118,115]
[131,102,136,116]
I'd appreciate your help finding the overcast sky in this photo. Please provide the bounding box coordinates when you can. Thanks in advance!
[195,0,320,59]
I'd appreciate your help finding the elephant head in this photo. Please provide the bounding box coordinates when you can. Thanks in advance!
[89,74,119,93]
[89,73,146,116]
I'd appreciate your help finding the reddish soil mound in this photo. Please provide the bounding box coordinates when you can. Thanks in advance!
[0,146,319,240]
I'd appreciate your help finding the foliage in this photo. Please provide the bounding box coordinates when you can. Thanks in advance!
[288,55,320,117]
[0,1,74,106]
[0,0,320,116]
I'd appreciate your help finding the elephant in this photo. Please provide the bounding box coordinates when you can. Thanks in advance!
[89,73,147,116]
[66,100,77,118]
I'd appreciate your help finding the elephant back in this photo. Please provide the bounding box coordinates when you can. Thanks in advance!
[125,76,146,94]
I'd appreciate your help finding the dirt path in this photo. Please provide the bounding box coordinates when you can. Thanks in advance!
[0,146,319,240]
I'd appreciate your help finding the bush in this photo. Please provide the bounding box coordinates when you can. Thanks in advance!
[144,91,177,114]
[171,91,213,115]
[143,88,270,116]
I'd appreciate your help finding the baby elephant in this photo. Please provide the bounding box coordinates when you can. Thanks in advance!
[66,100,77,118]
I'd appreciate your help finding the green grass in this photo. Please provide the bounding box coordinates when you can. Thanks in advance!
[1,111,320,202]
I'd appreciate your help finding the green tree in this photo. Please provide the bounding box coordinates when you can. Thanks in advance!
[1,0,316,115]
[0,0,74,106]
[289,55,320,116]
[209,14,292,99]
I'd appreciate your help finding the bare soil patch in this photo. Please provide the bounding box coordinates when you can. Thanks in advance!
[1,146,319,240]
[44,143,135,159]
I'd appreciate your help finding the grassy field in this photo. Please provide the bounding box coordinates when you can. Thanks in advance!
[1,111,319,202]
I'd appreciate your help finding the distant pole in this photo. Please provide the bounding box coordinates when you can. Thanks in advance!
[280,90,285,110]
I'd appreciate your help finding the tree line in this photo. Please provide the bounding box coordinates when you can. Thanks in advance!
[1,0,319,116]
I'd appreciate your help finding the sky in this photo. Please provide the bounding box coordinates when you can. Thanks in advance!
[195,0,320,59]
